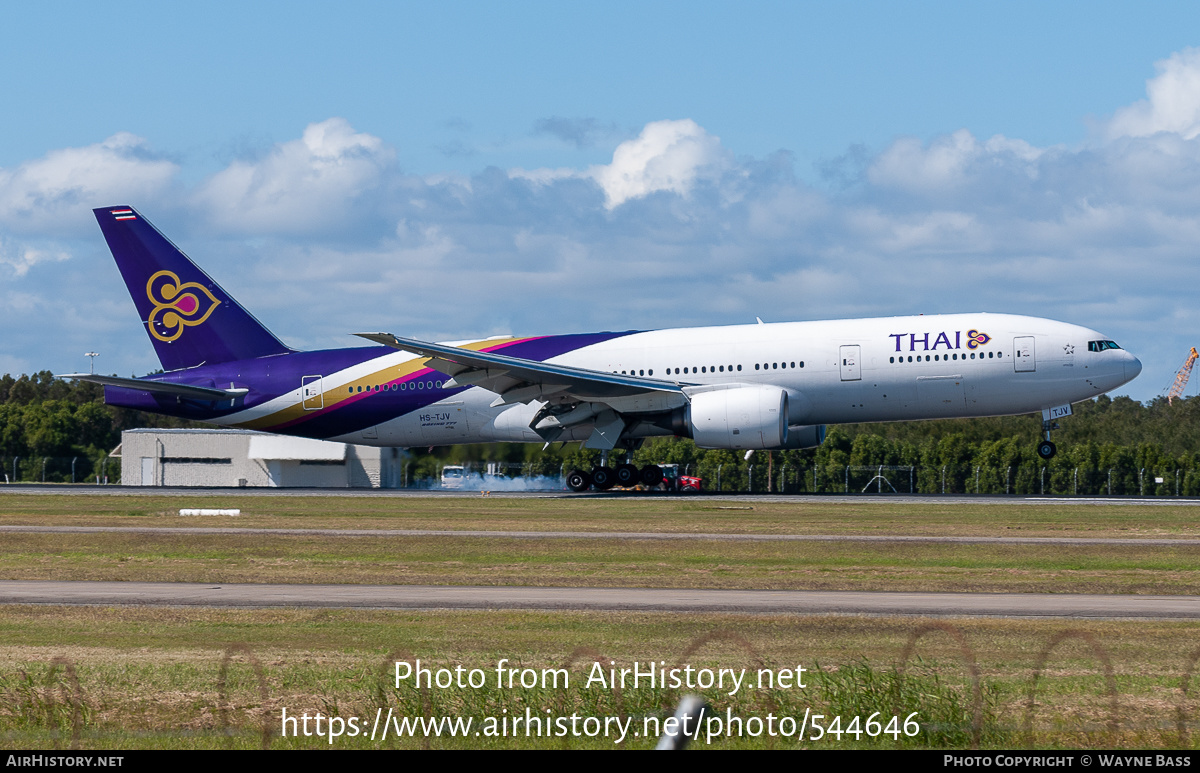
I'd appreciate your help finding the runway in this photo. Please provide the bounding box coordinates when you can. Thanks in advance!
[3,580,1199,619]
[2,524,1199,546]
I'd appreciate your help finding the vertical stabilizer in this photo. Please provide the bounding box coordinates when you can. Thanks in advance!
[94,206,294,371]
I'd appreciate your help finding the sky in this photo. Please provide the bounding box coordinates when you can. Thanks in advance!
[3,1,1200,403]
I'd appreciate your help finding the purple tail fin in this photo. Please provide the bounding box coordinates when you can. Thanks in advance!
[94,206,295,371]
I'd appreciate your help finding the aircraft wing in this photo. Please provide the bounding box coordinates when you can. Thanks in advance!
[356,332,688,449]
[356,332,684,404]
[57,373,247,402]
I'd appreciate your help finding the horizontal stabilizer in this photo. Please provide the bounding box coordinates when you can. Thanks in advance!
[57,373,246,401]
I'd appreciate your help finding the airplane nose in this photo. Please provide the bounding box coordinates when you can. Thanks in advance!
[1125,353,1142,382]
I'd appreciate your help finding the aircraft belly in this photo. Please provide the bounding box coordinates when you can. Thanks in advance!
[915,376,966,418]
[871,378,919,421]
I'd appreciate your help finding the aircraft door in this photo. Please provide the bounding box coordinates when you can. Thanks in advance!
[1014,337,1035,372]
[302,375,324,410]
[839,345,861,381]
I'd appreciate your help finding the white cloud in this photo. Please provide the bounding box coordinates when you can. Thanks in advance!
[589,119,730,208]
[0,241,69,277]
[195,118,395,234]
[868,129,1042,194]
[512,119,732,209]
[1106,48,1200,140]
[0,133,177,234]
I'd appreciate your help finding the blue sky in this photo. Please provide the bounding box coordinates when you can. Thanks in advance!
[3,2,1200,403]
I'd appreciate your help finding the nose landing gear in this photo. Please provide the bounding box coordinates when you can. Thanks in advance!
[1037,418,1059,460]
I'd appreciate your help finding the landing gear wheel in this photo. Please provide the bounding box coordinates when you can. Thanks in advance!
[566,469,592,493]
[1037,440,1057,460]
[591,466,616,491]
[615,463,639,487]
[639,465,664,487]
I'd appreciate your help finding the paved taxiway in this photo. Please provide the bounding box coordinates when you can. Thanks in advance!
[3,580,1198,619]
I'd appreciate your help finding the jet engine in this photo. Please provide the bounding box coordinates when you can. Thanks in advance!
[687,386,789,449]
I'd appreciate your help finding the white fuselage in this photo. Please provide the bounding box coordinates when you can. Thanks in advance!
[216,312,1141,448]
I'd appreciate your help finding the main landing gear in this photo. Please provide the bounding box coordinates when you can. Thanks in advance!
[565,464,665,492]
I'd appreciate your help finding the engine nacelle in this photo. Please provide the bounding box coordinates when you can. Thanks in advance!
[779,424,826,449]
[688,386,789,450]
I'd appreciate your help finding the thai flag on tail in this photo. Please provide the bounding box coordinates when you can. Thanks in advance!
[110,209,136,221]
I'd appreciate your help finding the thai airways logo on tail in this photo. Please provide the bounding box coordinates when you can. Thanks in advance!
[146,270,220,342]
[94,205,295,371]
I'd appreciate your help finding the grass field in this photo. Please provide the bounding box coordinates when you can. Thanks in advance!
[1,492,1199,749]
[5,492,1200,537]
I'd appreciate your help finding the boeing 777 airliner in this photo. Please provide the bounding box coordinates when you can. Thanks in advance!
[62,206,1142,490]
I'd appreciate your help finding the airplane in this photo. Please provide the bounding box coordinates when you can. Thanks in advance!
[60,205,1143,491]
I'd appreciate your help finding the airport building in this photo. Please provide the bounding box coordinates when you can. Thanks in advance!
[116,429,405,488]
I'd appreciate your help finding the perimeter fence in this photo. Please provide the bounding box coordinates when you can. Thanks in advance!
[0,455,116,485]
[9,455,1200,497]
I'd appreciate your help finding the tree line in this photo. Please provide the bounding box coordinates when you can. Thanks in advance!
[0,372,201,482]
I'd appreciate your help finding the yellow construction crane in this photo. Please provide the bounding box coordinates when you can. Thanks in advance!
[1168,347,1199,404]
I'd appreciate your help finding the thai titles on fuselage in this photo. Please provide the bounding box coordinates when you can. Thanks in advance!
[888,329,991,352]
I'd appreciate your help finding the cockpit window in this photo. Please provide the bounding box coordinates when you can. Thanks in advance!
[1088,340,1122,352]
